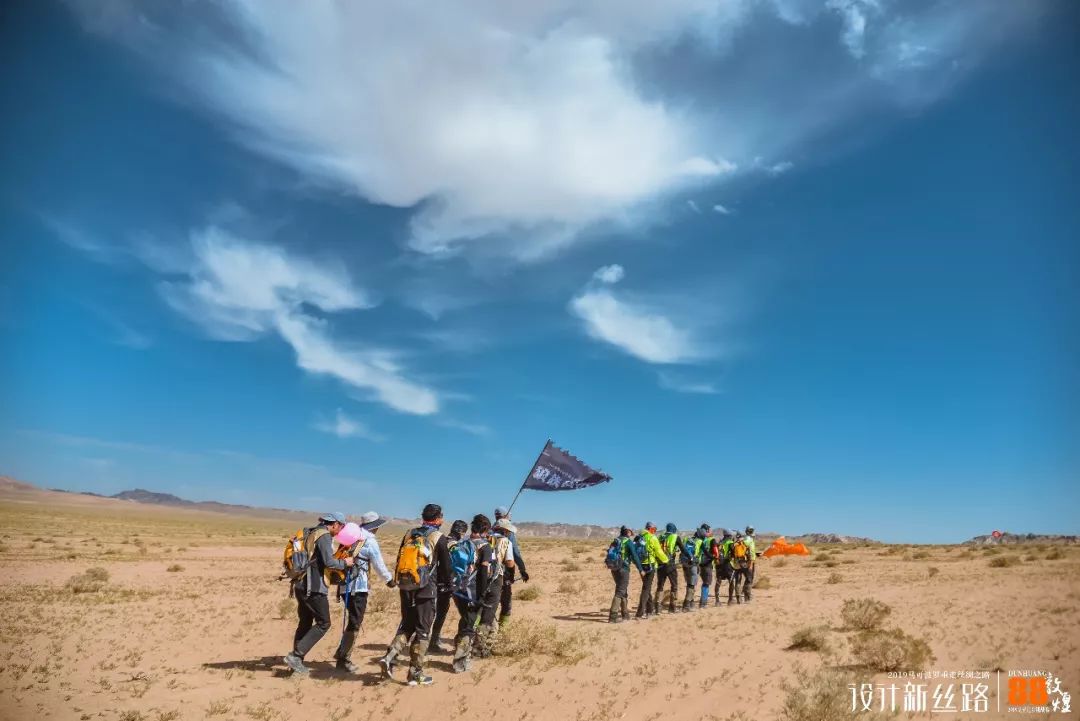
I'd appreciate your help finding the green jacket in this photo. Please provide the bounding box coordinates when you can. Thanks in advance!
[659,532,680,566]
[642,530,669,567]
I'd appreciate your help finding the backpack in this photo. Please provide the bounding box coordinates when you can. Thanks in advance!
[732,539,750,568]
[682,537,701,563]
[395,526,440,591]
[704,538,720,563]
[488,534,511,580]
[448,537,477,601]
[632,535,648,563]
[604,537,623,570]
[660,533,679,563]
[281,527,329,582]
[324,543,354,586]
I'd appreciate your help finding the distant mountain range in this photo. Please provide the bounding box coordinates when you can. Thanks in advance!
[966,532,1079,545]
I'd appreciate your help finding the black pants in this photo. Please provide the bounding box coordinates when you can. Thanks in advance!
[479,576,504,628]
[499,567,516,619]
[293,588,332,657]
[655,564,678,607]
[429,587,453,643]
[453,595,479,639]
[611,566,630,599]
[699,563,714,603]
[343,591,368,632]
[395,591,436,644]
[637,565,656,617]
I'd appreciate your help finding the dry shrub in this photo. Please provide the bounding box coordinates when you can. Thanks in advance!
[826,572,843,585]
[65,567,110,594]
[927,567,940,579]
[851,628,934,671]
[491,618,587,665]
[988,556,1018,568]
[277,597,295,619]
[557,578,580,594]
[773,558,788,568]
[781,668,894,721]
[753,575,772,589]
[560,560,582,572]
[787,626,830,653]
[1046,548,1065,560]
[366,584,396,613]
[516,585,541,601]
[166,564,184,573]
[841,598,892,631]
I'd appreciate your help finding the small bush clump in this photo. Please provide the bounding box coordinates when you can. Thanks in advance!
[988,556,1019,568]
[277,598,295,619]
[65,567,110,594]
[826,572,843,584]
[166,564,184,573]
[851,628,934,671]
[753,575,772,589]
[781,669,894,721]
[927,566,940,579]
[557,578,580,594]
[491,618,587,665]
[787,626,830,653]
[1046,548,1065,560]
[841,598,892,631]
[516,585,541,601]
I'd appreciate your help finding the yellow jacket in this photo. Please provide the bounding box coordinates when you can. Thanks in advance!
[642,530,669,566]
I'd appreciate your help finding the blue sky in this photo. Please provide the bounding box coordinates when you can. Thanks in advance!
[1,1,1077,543]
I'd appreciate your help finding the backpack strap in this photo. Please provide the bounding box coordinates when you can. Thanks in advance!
[304,527,330,554]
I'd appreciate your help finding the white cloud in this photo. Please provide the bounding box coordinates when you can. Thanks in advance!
[658,371,721,395]
[314,408,384,442]
[712,204,731,215]
[570,267,705,364]
[161,228,439,415]
[67,1,1045,261]
[592,264,625,285]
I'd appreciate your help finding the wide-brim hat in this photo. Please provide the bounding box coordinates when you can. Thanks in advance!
[359,511,387,531]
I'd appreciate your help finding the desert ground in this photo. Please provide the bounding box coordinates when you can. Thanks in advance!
[1,483,1077,721]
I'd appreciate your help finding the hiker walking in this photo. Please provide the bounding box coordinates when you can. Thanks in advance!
[493,506,529,625]
[379,503,444,686]
[714,528,733,605]
[284,512,354,675]
[727,531,753,605]
[606,525,644,623]
[654,523,681,614]
[429,519,468,653]
[636,522,668,619]
[451,514,491,673]
[680,527,705,612]
[698,524,717,608]
[743,525,757,603]
[333,512,394,673]
[474,518,515,656]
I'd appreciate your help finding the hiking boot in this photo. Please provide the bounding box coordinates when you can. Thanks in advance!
[452,657,469,673]
[336,658,359,673]
[283,652,309,675]
[408,671,434,686]
[428,640,448,654]
[377,653,396,678]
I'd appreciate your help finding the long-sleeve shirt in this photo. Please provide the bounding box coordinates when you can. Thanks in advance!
[297,525,346,596]
[342,531,392,594]
[434,533,458,589]
[615,536,644,573]
[507,530,527,576]
[642,530,669,567]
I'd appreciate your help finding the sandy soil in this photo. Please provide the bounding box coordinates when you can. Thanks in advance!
[1,486,1077,721]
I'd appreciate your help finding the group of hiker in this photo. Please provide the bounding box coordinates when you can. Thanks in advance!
[281,504,527,687]
[605,522,757,623]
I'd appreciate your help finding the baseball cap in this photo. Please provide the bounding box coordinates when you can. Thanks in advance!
[319,512,346,524]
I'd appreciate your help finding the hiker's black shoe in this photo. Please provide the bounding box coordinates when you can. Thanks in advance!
[377,655,396,678]
[408,673,434,686]
[336,659,359,673]
[284,653,309,675]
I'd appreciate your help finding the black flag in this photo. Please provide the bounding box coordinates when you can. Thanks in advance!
[522,440,612,492]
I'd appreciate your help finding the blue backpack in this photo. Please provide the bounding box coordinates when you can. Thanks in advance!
[682,537,701,563]
[604,537,623,569]
[633,535,648,563]
[449,537,477,601]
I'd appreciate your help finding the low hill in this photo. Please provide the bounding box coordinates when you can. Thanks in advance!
[966,532,1079,545]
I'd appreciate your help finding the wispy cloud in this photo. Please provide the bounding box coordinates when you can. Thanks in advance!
[570,265,707,364]
[436,417,493,437]
[159,227,439,415]
[657,370,721,395]
[313,408,385,442]
[65,1,1042,261]
[712,203,731,215]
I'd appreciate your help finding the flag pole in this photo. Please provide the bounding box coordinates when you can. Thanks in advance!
[507,439,550,514]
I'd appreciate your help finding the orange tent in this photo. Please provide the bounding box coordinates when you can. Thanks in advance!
[762,536,811,558]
